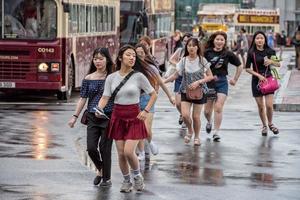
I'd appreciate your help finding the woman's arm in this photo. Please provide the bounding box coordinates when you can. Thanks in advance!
[169,48,181,65]
[245,67,266,81]
[188,68,214,90]
[264,58,281,68]
[163,71,179,83]
[157,75,175,105]
[229,64,243,86]
[137,90,158,121]
[68,97,87,128]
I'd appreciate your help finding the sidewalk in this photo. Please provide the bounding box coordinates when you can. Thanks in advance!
[274,55,300,111]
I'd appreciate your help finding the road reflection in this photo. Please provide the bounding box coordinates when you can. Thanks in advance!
[32,111,49,160]
[250,137,278,188]
[0,110,61,159]
[174,140,224,186]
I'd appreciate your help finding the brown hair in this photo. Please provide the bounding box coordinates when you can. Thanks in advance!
[139,36,152,46]
[135,43,156,66]
[205,31,228,50]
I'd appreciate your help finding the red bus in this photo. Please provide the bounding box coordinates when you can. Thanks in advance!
[0,0,119,100]
[120,0,174,71]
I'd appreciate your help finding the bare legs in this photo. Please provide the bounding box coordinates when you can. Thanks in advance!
[115,140,140,175]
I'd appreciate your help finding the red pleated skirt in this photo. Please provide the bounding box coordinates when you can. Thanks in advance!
[107,104,148,140]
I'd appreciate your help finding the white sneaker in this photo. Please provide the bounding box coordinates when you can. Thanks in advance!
[120,181,133,193]
[133,175,145,191]
[149,141,159,155]
[138,151,145,161]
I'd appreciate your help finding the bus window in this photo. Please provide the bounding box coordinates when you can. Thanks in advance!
[2,0,57,39]
[97,6,103,32]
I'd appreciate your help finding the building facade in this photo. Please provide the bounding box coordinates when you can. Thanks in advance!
[255,0,300,36]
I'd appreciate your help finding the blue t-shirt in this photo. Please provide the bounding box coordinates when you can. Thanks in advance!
[80,79,113,114]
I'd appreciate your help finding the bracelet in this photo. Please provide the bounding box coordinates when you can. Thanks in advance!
[144,109,150,113]
[73,114,78,118]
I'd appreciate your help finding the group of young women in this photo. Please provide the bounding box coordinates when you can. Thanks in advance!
[68,30,281,193]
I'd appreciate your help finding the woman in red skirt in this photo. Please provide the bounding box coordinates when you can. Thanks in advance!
[97,45,157,193]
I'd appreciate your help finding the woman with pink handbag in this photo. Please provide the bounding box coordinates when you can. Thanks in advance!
[245,31,281,136]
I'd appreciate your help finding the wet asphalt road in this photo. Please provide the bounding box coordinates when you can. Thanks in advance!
[0,51,300,200]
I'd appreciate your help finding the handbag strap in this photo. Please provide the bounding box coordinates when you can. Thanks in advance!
[253,52,268,77]
[110,70,136,101]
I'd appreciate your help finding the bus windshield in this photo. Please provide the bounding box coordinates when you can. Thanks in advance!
[202,16,223,24]
[1,0,57,40]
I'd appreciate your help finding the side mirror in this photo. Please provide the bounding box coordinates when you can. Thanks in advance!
[63,2,70,13]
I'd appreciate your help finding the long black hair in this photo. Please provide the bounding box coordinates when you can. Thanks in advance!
[116,44,157,87]
[87,47,115,75]
[248,31,271,54]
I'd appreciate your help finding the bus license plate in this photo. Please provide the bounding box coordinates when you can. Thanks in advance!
[0,82,16,88]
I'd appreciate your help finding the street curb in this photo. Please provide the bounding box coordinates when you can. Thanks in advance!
[74,135,97,171]
[274,61,300,111]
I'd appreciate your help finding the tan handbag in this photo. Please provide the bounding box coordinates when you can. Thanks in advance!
[186,87,203,100]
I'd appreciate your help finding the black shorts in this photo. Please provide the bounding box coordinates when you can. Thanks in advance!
[181,93,207,104]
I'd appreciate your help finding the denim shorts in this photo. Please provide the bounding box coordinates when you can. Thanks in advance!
[139,93,155,113]
[174,75,183,93]
[215,75,228,95]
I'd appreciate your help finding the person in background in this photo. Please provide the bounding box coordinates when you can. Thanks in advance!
[236,28,249,68]
[97,45,157,193]
[166,33,192,128]
[138,35,160,68]
[68,48,115,187]
[245,31,281,136]
[276,30,286,60]
[172,30,183,53]
[135,43,175,161]
[292,29,300,70]
[267,30,275,49]
[204,31,243,142]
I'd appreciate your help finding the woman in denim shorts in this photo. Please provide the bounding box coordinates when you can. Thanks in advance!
[204,31,243,142]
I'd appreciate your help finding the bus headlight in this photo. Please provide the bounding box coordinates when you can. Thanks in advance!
[51,63,60,72]
[38,63,49,72]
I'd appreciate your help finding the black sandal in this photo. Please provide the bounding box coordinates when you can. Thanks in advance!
[261,125,268,136]
[269,124,279,135]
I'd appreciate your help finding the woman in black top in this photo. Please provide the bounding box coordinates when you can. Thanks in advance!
[245,31,281,136]
[204,31,243,142]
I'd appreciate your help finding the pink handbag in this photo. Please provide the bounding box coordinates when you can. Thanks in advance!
[253,53,280,94]
[258,76,280,94]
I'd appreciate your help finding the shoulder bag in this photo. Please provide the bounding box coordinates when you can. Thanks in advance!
[183,58,204,100]
[253,53,280,94]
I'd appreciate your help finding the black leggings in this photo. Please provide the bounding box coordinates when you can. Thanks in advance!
[86,112,112,181]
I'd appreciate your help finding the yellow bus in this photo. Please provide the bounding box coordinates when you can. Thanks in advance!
[196,4,236,34]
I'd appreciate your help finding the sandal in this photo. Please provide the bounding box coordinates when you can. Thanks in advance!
[194,138,201,146]
[184,133,192,144]
[261,125,268,136]
[269,124,279,135]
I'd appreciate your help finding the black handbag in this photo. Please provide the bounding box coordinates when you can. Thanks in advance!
[80,109,89,125]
